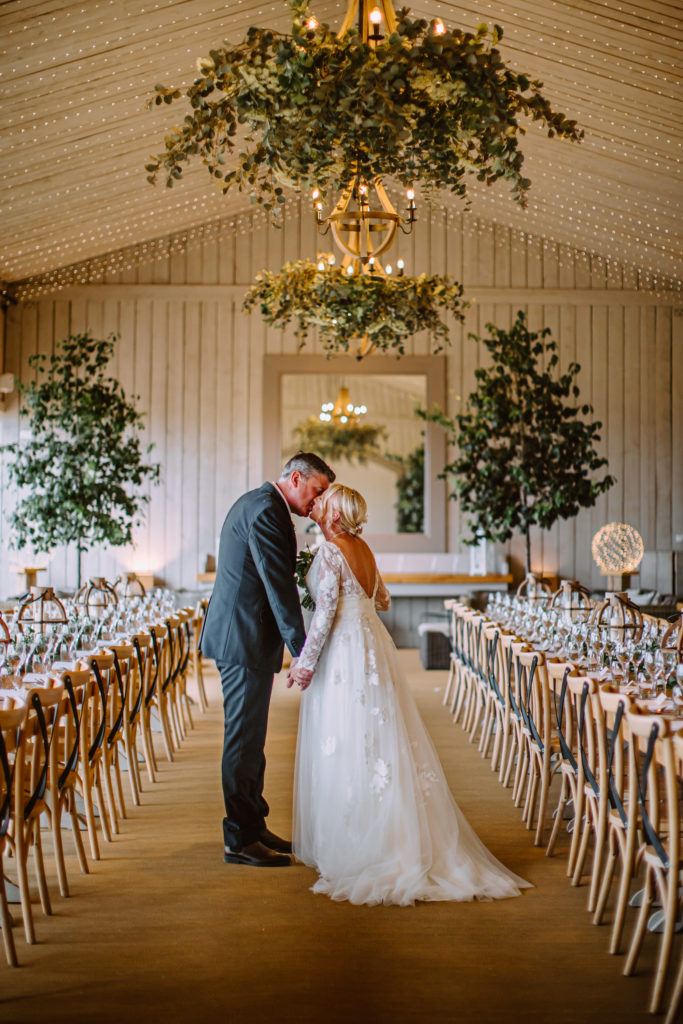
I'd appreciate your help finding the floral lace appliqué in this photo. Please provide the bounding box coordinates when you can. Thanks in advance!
[321,736,337,757]
[370,758,391,797]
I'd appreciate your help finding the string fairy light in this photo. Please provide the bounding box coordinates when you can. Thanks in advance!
[0,0,680,289]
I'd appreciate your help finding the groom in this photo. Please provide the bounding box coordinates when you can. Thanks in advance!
[200,452,334,867]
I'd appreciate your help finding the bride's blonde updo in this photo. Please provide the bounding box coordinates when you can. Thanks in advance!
[321,483,368,537]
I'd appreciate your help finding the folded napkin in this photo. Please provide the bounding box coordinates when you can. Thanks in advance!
[52,660,81,671]
[0,687,28,704]
[22,672,52,687]
[645,693,670,712]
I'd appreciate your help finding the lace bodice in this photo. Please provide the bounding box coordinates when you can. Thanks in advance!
[297,541,390,673]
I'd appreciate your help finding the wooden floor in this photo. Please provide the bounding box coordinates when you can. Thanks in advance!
[1,652,668,1023]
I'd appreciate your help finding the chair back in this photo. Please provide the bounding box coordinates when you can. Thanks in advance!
[0,705,27,838]
[626,711,679,871]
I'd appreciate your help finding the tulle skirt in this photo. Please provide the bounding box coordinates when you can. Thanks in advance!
[293,597,532,906]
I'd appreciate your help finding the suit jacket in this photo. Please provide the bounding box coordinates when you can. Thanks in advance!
[199,483,306,673]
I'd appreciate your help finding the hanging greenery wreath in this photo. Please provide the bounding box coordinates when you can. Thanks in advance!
[242,257,467,357]
[146,0,582,212]
[292,416,387,462]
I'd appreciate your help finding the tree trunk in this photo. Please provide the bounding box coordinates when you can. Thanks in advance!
[77,542,83,590]
[525,526,531,576]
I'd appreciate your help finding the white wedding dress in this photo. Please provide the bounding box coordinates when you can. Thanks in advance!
[293,541,532,906]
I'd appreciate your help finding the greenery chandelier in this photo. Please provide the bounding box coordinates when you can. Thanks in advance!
[242,255,468,358]
[147,0,583,212]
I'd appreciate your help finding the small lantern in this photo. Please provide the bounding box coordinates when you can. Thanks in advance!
[550,579,592,623]
[515,573,551,602]
[114,572,147,601]
[16,586,68,634]
[74,576,118,617]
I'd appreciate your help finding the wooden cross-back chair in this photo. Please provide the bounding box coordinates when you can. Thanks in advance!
[192,599,209,712]
[128,632,153,790]
[566,674,611,913]
[6,686,64,945]
[0,704,26,966]
[86,653,117,849]
[592,684,637,956]
[623,711,682,1015]
[147,624,174,764]
[663,732,683,1024]
[107,643,139,810]
[479,625,508,771]
[516,650,560,846]
[46,673,90,897]
[545,662,581,869]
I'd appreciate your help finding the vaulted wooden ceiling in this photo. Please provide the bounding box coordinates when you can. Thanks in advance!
[1,0,680,285]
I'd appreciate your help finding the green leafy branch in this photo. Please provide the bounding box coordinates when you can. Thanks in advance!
[419,312,615,572]
[146,0,582,212]
[242,257,468,357]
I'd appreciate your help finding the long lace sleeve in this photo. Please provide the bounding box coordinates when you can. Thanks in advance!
[297,544,341,673]
[374,572,391,612]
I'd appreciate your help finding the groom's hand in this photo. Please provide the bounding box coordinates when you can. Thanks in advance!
[286,658,298,688]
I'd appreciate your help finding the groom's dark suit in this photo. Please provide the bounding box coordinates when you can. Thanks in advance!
[200,483,306,850]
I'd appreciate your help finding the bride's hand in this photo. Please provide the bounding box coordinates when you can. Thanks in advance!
[295,667,314,691]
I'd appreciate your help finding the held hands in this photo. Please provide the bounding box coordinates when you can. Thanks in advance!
[286,658,314,691]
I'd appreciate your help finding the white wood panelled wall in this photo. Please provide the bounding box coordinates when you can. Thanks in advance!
[1,200,681,598]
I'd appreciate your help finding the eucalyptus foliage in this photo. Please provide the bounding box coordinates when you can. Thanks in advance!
[387,442,424,533]
[293,416,387,462]
[6,333,161,587]
[420,313,615,573]
[146,0,582,211]
[243,257,467,357]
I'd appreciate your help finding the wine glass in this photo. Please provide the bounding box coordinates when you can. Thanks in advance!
[671,666,683,717]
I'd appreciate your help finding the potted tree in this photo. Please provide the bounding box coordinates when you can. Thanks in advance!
[6,331,161,588]
[421,312,615,575]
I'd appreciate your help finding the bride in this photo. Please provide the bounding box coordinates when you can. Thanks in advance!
[288,483,531,907]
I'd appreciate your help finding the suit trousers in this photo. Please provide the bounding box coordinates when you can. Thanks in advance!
[217,662,275,850]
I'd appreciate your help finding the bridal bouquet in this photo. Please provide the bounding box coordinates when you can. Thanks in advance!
[295,548,316,611]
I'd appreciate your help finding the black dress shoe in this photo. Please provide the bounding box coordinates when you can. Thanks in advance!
[223,840,290,867]
[258,828,293,854]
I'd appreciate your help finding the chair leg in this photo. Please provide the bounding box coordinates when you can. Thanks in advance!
[49,799,70,898]
[572,808,592,888]
[81,769,101,860]
[593,831,617,925]
[546,775,569,858]
[0,852,18,966]
[66,790,89,876]
[567,787,585,878]
[647,870,678,1014]
[111,746,128,821]
[140,709,157,784]
[587,806,607,913]
[158,695,176,762]
[101,749,120,833]
[609,839,635,955]
[534,759,551,847]
[664,942,683,1024]
[16,825,36,944]
[123,724,141,807]
[94,764,113,845]
[513,743,529,808]
[32,825,52,917]
[624,869,653,977]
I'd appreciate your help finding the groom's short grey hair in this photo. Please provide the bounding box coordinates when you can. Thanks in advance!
[280,451,335,483]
